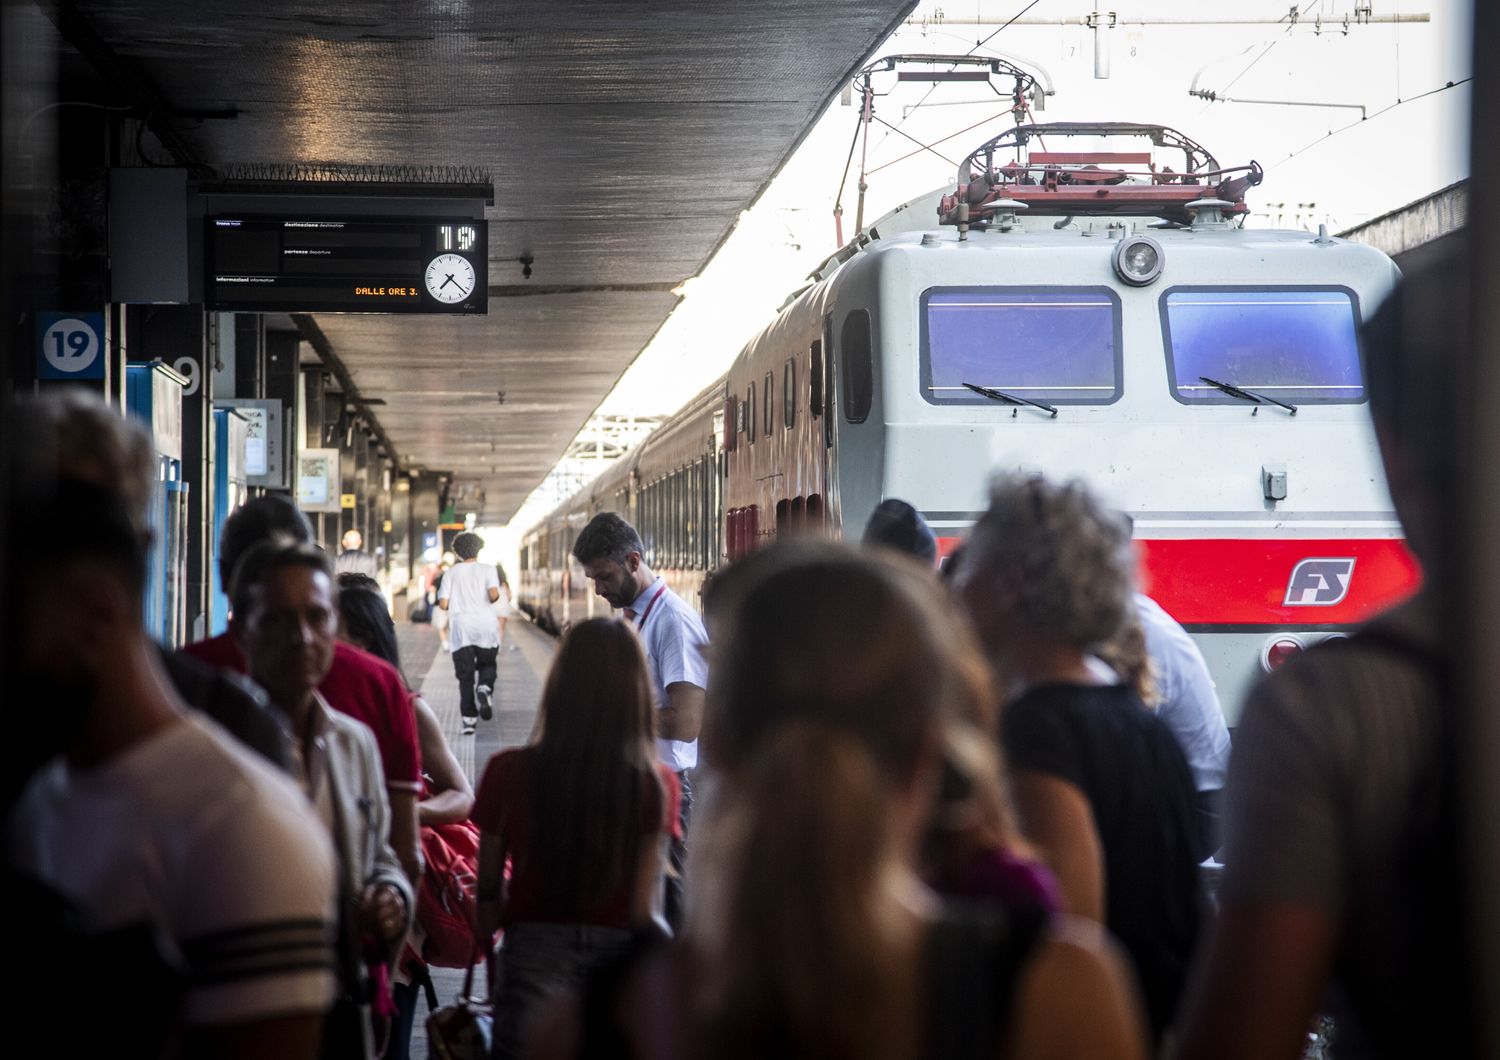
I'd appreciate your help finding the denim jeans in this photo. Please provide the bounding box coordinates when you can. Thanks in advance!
[490,922,633,1060]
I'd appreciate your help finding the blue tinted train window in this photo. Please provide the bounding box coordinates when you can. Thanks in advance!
[920,288,1121,405]
[1162,287,1364,404]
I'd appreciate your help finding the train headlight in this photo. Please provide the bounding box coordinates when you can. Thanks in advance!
[1261,635,1304,672]
[1112,236,1164,286]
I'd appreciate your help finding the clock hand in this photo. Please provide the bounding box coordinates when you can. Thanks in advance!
[439,274,457,291]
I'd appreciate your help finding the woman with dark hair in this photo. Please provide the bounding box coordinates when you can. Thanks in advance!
[335,576,475,1060]
[475,617,678,1060]
[530,544,1145,1060]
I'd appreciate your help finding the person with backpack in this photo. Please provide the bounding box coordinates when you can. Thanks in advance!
[335,575,479,1060]
[528,544,1145,1060]
[1173,240,1479,1059]
[474,618,681,1060]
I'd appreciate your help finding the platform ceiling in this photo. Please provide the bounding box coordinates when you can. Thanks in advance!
[71,0,914,523]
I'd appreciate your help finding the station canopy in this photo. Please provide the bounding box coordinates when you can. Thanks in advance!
[72,0,915,522]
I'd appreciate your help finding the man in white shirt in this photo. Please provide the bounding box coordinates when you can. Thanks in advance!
[438,531,501,735]
[573,512,708,929]
[1134,594,1231,853]
[7,479,338,1057]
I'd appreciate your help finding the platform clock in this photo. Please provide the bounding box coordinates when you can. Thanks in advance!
[426,253,477,304]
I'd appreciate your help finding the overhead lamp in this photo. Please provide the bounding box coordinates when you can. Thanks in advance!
[1112,236,1164,286]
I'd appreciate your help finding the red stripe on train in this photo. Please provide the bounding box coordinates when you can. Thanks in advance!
[1136,537,1423,626]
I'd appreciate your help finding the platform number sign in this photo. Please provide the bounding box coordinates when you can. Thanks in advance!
[37,312,104,380]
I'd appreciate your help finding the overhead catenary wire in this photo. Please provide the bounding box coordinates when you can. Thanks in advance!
[876,0,1047,150]
[838,0,1049,242]
[867,108,1010,175]
[1271,77,1472,170]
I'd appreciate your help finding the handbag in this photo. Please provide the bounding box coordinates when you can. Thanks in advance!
[425,944,493,1060]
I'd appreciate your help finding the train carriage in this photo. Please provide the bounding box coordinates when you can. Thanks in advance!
[521,123,1421,718]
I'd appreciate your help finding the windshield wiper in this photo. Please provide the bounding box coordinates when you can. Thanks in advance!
[1198,376,1298,415]
[963,381,1058,418]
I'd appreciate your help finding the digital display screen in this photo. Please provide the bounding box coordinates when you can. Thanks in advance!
[205,217,487,314]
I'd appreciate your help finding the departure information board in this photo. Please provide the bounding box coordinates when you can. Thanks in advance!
[206,217,488,314]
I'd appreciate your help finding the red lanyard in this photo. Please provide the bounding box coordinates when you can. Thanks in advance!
[634,584,669,631]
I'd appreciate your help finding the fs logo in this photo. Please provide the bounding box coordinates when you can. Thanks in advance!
[1284,558,1356,607]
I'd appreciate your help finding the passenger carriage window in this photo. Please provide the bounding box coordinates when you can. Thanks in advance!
[920,288,1121,405]
[746,384,756,443]
[809,341,823,418]
[823,316,835,446]
[763,372,774,437]
[784,358,797,428]
[842,310,873,424]
[1161,287,1365,404]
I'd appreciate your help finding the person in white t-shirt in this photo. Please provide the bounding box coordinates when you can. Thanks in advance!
[439,532,501,735]
[572,512,707,930]
[6,479,337,1057]
[493,563,516,649]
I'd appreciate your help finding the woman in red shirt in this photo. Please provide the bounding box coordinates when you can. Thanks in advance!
[474,618,678,1060]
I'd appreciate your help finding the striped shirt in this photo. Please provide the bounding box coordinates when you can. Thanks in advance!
[9,714,338,1025]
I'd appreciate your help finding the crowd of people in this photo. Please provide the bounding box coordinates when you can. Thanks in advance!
[2,240,1476,1059]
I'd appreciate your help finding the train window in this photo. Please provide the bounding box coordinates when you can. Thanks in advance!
[920,288,1121,405]
[809,341,823,417]
[1161,287,1365,405]
[784,358,797,428]
[723,395,738,452]
[764,372,774,437]
[823,316,835,447]
[746,384,756,443]
[842,310,874,424]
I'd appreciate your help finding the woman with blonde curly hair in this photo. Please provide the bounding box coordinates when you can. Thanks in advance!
[956,473,1203,1046]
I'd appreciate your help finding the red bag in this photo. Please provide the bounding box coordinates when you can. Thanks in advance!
[418,819,484,968]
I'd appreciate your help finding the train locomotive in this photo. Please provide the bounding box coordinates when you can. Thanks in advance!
[520,122,1421,718]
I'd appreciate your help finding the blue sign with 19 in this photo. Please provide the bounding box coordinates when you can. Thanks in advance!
[37,312,105,380]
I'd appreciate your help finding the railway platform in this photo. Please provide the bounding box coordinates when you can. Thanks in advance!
[395,616,554,1060]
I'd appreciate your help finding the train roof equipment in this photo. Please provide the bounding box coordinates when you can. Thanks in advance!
[939,122,1264,230]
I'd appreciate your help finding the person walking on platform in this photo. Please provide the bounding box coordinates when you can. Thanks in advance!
[956,474,1203,1046]
[336,573,476,1060]
[529,544,1145,1060]
[438,531,501,736]
[473,618,680,1060]
[6,480,339,1059]
[572,512,707,931]
[232,542,414,1060]
[495,562,517,649]
[1174,240,1478,1060]
[336,528,378,578]
[182,496,425,886]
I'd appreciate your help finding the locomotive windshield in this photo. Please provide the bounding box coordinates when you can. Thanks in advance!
[1162,287,1364,405]
[919,288,1121,405]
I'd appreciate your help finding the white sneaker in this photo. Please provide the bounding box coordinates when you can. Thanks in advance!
[477,686,494,721]
[461,720,476,735]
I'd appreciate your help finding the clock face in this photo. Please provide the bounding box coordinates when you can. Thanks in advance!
[425,253,476,304]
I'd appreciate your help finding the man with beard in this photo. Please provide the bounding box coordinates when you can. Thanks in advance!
[572,512,707,930]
